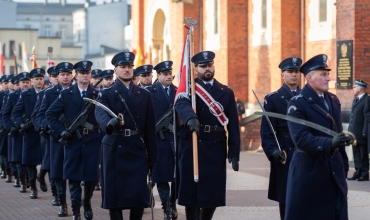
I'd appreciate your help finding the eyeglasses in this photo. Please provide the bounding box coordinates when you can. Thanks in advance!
[197,62,214,68]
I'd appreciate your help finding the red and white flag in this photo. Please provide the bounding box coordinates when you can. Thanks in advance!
[0,41,4,74]
[175,26,191,101]
[47,58,55,68]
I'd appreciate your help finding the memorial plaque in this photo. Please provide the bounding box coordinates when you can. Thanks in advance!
[336,40,353,89]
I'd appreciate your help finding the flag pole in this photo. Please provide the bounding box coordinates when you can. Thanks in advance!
[185,17,199,183]
[13,45,18,75]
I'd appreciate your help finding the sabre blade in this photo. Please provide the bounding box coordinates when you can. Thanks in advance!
[252,89,282,151]
[83,98,118,118]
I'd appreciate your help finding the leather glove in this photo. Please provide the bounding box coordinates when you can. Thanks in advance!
[9,127,18,138]
[147,162,156,173]
[106,117,122,135]
[20,123,29,131]
[228,158,239,171]
[60,130,72,140]
[186,118,199,135]
[272,150,286,162]
[331,133,351,153]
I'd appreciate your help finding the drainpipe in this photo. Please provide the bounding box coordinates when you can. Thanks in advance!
[301,0,305,87]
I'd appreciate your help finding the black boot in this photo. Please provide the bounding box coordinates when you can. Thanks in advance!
[109,209,123,220]
[162,201,171,220]
[30,188,38,199]
[13,171,20,187]
[129,207,144,220]
[348,170,362,180]
[5,168,12,183]
[83,197,93,220]
[19,173,27,192]
[72,204,81,220]
[58,194,68,217]
[200,208,216,220]
[37,170,48,192]
[0,169,5,178]
[26,174,31,188]
[51,185,60,206]
[185,207,200,220]
[170,202,178,219]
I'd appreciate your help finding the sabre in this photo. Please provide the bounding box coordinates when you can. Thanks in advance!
[148,169,154,220]
[254,111,357,146]
[252,89,286,164]
[83,98,124,125]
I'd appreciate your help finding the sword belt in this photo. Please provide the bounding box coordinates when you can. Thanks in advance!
[112,129,142,137]
[78,126,99,134]
[200,125,224,133]
[276,131,291,138]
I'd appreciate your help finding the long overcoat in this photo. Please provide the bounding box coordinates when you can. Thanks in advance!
[174,78,240,208]
[95,80,157,209]
[286,84,348,220]
[46,84,101,181]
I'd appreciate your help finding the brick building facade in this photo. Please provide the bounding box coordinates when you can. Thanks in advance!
[132,0,370,150]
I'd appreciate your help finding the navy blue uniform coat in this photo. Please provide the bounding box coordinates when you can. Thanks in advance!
[146,82,177,183]
[38,84,65,179]
[349,93,367,145]
[12,87,41,166]
[260,83,300,204]
[0,91,9,156]
[95,80,157,209]
[3,90,23,163]
[46,84,101,181]
[286,84,348,220]
[174,78,240,208]
[31,89,50,169]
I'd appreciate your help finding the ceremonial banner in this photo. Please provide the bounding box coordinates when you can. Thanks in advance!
[22,42,30,71]
[175,27,191,101]
[0,41,4,74]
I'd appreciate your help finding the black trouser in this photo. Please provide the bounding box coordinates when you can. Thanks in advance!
[16,163,27,184]
[185,207,215,220]
[109,207,144,220]
[55,178,67,196]
[157,182,176,204]
[27,165,38,189]
[279,203,285,220]
[0,155,9,170]
[353,144,369,176]
[69,180,95,205]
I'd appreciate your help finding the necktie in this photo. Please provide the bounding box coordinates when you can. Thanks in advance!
[81,90,86,98]
[355,97,359,103]
[164,87,169,96]
[206,83,212,91]
[292,91,296,96]
[320,96,329,111]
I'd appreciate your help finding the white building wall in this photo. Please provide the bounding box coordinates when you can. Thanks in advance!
[0,1,17,28]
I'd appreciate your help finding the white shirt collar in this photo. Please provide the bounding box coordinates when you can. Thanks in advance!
[202,79,214,86]
[78,86,87,95]
[358,93,366,99]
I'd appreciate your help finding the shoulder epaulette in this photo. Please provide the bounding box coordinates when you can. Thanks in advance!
[292,94,303,100]
[266,91,278,97]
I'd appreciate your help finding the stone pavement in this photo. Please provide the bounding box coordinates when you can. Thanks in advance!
[0,151,370,219]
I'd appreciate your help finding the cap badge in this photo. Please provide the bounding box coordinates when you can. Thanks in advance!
[107,70,111,73]
[202,52,208,59]
[323,55,327,63]
[23,72,27,77]
[64,62,69,68]
[37,69,41,74]
[292,57,297,66]
[125,52,130,61]
[143,65,147,71]
[83,61,87,68]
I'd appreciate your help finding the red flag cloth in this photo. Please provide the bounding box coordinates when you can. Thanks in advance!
[0,53,4,74]
[175,26,191,101]
[47,59,55,68]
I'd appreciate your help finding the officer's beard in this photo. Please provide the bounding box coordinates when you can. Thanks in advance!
[198,70,215,81]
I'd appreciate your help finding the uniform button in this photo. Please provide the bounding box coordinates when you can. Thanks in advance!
[289,148,291,150]
[202,108,204,111]
[318,146,322,150]
[333,172,335,175]
[118,145,121,148]
[82,144,84,147]
[331,156,333,159]
[199,140,202,142]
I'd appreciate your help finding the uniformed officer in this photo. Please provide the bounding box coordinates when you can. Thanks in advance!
[285,54,349,219]
[147,61,177,220]
[91,69,102,89]
[38,62,73,216]
[47,66,59,87]
[0,75,12,182]
[174,51,240,220]
[94,51,157,220]
[46,60,100,220]
[99,69,115,89]
[4,73,31,192]
[12,68,45,199]
[260,57,302,220]
[136,64,153,88]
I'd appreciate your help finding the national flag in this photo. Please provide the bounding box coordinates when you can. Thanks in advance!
[22,42,30,71]
[175,26,191,101]
[47,58,55,68]
[30,46,38,69]
[134,45,142,68]
[0,41,4,74]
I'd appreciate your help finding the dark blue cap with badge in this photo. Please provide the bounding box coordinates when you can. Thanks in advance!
[92,69,102,78]
[111,52,135,66]
[135,64,153,76]
[191,51,215,66]
[354,79,368,88]
[47,66,57,76]
[11,74,20,84]
[55,62,74,73]
[300,54,331,76]
[279,57,302,72]
[154,61,173,73]
[18,72,31,81]
[1,74,14,83]
[30,68,45,78]
[73,61,93,72]
[99,69,114,79]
